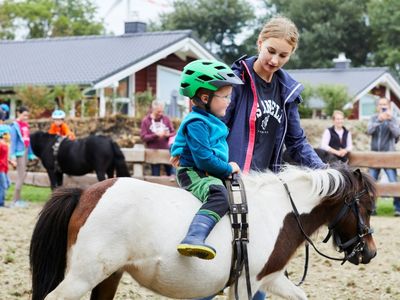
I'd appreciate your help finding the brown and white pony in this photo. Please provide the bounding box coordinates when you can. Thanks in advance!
[30,165,377,300]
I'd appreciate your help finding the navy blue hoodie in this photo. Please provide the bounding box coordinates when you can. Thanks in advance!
[223,56,325,173]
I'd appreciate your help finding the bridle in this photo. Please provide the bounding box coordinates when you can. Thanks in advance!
[322,189,374,263]
[280,179,374,285]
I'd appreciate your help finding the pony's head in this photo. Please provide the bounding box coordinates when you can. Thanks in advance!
[323,166,377,265]
[30,131,58,157]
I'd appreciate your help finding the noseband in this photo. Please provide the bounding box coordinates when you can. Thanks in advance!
[322,189,374,263]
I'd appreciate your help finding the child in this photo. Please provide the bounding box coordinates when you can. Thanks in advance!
[0,126,11,207]
[48,109,75,140]
[10,106,36,207]
[171,59,242,260]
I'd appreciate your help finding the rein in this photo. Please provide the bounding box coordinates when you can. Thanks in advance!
[279,178,373,284]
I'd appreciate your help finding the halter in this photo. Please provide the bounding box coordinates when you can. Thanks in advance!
[322,189,374,263]
[280,179,374,285]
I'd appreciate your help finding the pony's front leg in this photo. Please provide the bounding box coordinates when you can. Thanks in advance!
[44,274,92,300]
[258,271,307,300]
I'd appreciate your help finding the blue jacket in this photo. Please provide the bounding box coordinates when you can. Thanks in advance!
[9,121,35,159]
[171,106,233,178]
[224,56,325,173]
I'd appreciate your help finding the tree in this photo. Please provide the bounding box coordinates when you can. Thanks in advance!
[151,0,255,63]
[316,84,350,117]
[14,85,54,117]
[368,0,400,78]
[261,0,371,69]
[0,0,104,39]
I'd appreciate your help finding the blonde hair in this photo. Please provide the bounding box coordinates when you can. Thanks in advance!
[258,16,299,52]
[332,110,344,120]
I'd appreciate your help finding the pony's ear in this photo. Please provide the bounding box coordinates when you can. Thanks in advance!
[353,169,363,180]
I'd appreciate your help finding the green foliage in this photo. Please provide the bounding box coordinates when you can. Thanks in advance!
[266,0,371,69]
[151,0,255,63]
[296,83,350,118]
[14,85,55,117]
[0,0,104,39]
[368,0,400,78]
[54,85,82,114]
[316,84,350,116]
[135,89,154,120]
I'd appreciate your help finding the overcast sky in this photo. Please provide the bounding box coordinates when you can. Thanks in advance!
[94,0,173,35]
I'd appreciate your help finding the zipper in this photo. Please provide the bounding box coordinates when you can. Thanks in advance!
[274,83,302,171]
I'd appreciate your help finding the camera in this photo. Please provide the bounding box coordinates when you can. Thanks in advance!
[382,107,387,112]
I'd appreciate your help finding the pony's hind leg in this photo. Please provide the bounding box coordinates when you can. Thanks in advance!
[90,270,123,300]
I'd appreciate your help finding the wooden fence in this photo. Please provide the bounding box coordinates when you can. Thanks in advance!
[348,151,400,197]
[8,148,400,197]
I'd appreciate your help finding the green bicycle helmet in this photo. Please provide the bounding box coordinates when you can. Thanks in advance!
[180,59,243,98]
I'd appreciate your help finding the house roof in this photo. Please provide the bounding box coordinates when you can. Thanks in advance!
[287,67,390,98]
[0,30,213,88]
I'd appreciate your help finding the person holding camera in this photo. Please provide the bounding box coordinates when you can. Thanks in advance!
[367,97,400,216]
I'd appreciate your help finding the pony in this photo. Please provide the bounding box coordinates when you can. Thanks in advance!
[30,165,377,300]
[30,131,130,189]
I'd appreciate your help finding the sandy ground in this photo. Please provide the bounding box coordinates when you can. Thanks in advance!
[0,203,399,300]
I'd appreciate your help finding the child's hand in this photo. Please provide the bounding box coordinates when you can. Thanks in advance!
[229,162,240,174]
[170,156,180,167]
[10,159,16,168]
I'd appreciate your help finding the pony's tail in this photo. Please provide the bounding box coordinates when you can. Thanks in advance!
[30,187,83,300]
[111,141,131,177]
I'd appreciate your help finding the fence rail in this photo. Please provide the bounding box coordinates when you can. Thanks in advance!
[9,148,400,197]
[348,151,400,197]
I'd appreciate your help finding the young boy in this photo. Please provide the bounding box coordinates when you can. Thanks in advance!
[0,126,11,207]
[48,109,75,140]
[171,59,242,260]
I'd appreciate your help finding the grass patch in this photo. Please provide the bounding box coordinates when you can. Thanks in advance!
[5,184,51,203]
[376,197,395,216]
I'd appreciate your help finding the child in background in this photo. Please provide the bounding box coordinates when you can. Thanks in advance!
[48,109,75,140]
[0,126,11,207]
[171,59,242,260]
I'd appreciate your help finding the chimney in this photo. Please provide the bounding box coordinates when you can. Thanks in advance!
[124,21,147,34]
[333,53,351,69]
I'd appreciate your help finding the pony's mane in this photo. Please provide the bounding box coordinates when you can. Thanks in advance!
[244,165,344,200]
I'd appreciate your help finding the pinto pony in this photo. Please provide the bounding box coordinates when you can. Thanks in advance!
[30,166,377,300]
[30,131,130,189]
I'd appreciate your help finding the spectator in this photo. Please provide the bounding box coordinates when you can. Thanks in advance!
[48,109,75,140]
[367,97,400,216]
[9,106,36,207]
[140,100,175,176]
[0,126,11,207]
[320,110,353,162]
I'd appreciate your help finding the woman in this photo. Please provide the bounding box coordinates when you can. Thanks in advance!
[224,16,325,173]
[223,16,325,300]
[10,106,36,207]
[320,110,352,162]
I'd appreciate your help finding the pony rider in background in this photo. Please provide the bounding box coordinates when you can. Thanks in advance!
[48,109,75,140]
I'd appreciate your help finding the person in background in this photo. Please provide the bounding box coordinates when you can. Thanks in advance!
[0,103,10,120]
[48,109,75,140]
[223,16,326,300]
[320,110,353,162]
[140,100,175,176]
[10,106,36,207]
[367,97,400,216]
[0,126,11,207]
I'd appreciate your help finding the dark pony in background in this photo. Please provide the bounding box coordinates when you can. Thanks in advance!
[283,148,341,165]
[30,131,130,189]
